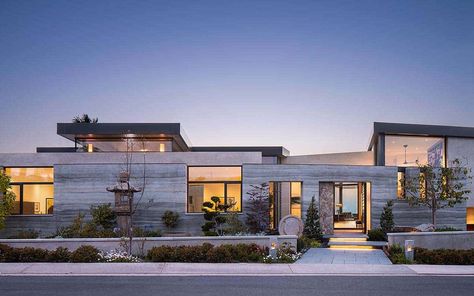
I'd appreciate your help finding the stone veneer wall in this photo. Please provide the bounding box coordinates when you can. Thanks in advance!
[319,182,334,234]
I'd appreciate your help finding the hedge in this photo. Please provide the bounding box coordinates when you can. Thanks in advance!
[147,243,267,263]
[0,244,100,263]
[414,247,474,265]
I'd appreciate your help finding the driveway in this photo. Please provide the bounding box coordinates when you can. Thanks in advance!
[296,248,392,265]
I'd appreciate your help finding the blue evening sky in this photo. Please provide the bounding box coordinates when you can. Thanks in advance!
[1,0,473,155]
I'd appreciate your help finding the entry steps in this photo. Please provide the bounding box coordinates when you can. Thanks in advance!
[324,233,387,249]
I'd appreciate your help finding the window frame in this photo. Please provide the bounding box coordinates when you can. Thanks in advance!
[186,165,243,214]
[5,166,54,216]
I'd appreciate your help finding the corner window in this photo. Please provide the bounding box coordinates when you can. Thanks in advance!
[5,167,54,215]
[385,135,445,167]
[187,166,242,213]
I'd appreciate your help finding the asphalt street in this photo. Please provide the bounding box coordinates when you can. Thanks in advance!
[0,276,473,296]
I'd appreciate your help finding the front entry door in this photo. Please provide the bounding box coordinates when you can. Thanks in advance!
[334,182,367,232]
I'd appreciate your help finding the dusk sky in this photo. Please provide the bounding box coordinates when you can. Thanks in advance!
[1,0,473,155]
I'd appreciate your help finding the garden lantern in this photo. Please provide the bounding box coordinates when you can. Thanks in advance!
[106,171,141,236]
[269,237,278,259]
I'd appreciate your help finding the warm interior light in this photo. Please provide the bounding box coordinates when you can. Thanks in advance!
[87,144,93,153]
[159,143,165,152]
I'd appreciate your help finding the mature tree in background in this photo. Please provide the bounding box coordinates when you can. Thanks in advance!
[0,171,15,230]
[303,195,322,240]
[245,183,270,233]
[72,114,98,123]
[380,200,394,233]
[403,159,472,226]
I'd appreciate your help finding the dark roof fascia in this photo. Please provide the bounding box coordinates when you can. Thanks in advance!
[191,146,290,157]
[36,147,77,153]
[57,123,190,151]
[368,122,474,150]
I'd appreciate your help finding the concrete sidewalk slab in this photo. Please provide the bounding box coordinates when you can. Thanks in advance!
[296,248,392,265]
[0,263,473,276]
[406,265,474,275]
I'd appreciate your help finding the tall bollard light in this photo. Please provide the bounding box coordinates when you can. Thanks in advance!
[404,240,414,261]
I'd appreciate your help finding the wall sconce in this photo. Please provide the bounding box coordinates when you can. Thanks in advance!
[159,143,165,152]
[87,144,94,153]
[269,237,278,259]
[404,239,414,261]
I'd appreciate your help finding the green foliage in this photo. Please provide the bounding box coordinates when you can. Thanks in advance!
[90,203,116,230]
[245,183,270,234]
[48,247,72,262]
[9,229,39,239]
[368,228,386,241]
[262,242,301,263]
[147,243,267,263]
[297,236,322,252]
[387,244,411,264]
[72,114,98,123]
[403,158,472,226]
[161,210,179,230]
[132,227,161,237]
[380,200,394,234]
[57,210,117,238]
[414,247,474,265]
[434,226,461,232]
[223,213,247,235]
[0,171,15,230]
[303,195,322,240]
[70,245,101,263]
[201,196,234,236]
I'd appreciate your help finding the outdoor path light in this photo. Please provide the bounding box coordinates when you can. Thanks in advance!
[405,239,415,261]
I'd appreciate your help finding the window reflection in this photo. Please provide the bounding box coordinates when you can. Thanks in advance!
[385,136,445,167]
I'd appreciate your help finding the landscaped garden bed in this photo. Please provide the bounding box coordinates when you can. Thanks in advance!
[386,244,474,265]
[0,242,301,263]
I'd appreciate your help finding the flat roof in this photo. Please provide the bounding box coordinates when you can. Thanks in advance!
[191,146,290,157]
[57,123,191,151]
[368,122,474,150]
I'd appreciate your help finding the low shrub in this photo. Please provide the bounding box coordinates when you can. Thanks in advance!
[132,227,162,237]
[414,248,474,265]
[161,211,180,231]
[297,236,322,252]
[387,244,411,264]
[147,243,267,263]
[368,228,386,241]
[0,244,15,262]
[434,227,461,232]
[9,229,39,239]
[48,247,71,262]
[70,245,101,263]
[9,247,50,262]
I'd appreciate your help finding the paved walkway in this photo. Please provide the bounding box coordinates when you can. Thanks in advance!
[296,248,392,265]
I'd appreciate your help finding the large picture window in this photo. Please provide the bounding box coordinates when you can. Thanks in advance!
[385,135,445,167]
[187,166,242,213]
[5,167,54,215]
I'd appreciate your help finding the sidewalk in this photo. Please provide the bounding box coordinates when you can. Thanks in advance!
[0,263,473,276]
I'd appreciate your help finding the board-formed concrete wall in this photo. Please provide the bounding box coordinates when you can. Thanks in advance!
[242,164,398,232]
[387,231,474,250]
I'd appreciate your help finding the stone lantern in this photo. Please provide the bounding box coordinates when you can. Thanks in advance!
[106,171,142,236]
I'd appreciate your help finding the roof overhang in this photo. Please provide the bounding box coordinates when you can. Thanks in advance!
[368,122,474,150]
[57,123,191,151]
[191,146,290,157]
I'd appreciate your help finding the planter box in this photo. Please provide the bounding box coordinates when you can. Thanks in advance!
[387,231,474,250]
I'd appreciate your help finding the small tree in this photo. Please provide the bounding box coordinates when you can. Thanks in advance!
[201,196,234,236]
[72,114,98,123]
[90,203,116,230]
[245,183,270,234]
[303,195,322,240]
[404,158,472,226]
[0,171,15,230]
[380,200,394,233]
[161,210,180,231]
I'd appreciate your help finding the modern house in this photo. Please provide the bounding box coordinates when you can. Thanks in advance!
[1,122,474,237]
